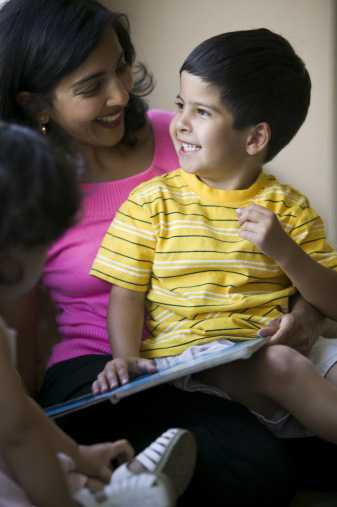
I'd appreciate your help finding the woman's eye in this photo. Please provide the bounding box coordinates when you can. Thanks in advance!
[76,81,103,97]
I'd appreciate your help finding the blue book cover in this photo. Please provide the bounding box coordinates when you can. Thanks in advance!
[45,337,265,419]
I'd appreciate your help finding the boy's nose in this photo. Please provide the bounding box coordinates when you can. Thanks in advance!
[176,113,192,132]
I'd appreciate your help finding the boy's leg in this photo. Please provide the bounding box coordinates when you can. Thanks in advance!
[198,344,337,444]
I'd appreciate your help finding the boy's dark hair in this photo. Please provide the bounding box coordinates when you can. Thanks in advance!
[0,0,153,147]
[181,28,311,162]
[0,122,80,249]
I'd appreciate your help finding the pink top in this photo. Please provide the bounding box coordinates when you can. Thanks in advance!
[43,110,178,367]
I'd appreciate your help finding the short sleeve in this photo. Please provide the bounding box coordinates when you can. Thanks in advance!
[90,196,156,292]
[289,207,337,271]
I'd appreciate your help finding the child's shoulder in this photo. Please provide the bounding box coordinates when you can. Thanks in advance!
[128,169,183,202]
[257,171,310,210]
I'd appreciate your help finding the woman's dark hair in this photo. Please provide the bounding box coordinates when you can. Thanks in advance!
[0,122,81,249]
[181,28,311,162]
[0,0,153,147]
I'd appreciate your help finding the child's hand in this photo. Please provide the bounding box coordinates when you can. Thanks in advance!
[237,204,290,260]
[60,440,135,494]
[92,357,157,394]
[79,441,134,489]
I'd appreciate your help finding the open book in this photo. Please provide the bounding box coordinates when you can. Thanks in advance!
[45,337,265,419]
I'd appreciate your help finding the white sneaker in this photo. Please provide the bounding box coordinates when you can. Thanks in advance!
[75,473,174,507]
[111,428,197,498]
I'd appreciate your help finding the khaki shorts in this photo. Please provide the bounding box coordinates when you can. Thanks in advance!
[155,337,337,438]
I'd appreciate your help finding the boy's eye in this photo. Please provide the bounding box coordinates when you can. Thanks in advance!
[197,108,210,117]
[175,101,184,111]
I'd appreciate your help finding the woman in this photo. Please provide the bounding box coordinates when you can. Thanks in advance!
[0,0,331,505]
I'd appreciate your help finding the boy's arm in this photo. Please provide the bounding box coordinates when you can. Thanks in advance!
[277,239,337,320]
[108,285,146,357]
[238,204,337,321]
[0,327,78,507]
[92,286,156,393]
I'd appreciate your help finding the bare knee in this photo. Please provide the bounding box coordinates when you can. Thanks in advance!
[254,345,313,395]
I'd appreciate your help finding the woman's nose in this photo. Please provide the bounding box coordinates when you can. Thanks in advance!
[106,77,130,107]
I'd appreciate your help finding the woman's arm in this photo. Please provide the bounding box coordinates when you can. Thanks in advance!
[259,294,324,353]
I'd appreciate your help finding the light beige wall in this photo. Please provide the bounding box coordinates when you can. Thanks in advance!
[107,0,337,245]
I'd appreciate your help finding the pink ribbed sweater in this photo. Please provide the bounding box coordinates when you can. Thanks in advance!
[43,110,178,367]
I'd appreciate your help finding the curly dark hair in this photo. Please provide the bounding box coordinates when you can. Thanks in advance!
[0,122,81,249]
[0,0,154,148]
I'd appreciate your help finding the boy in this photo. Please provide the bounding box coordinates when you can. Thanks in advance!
[91,29,337,442]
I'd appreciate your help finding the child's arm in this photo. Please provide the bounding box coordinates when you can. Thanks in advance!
[0,321,135,503]
[0,327,78,507]
[92,285,156,393]
[237,204,337,321]
[27,398,135,485]
[108,285,147,357]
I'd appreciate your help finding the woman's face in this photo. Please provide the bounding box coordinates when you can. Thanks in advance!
[49,28,133,149]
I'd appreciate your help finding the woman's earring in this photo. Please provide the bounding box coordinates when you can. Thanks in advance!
[40,123,48,135]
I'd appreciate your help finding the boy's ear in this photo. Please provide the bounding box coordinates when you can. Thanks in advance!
[246,122,271,156]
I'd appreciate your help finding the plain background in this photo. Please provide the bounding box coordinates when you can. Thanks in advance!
[0,0,335,243]
[105,0,337,245]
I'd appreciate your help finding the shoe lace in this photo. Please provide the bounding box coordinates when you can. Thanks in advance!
[136,428,179,471]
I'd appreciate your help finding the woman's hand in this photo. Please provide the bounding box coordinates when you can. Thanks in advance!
[259,296,324,355]
[92,357,157,394]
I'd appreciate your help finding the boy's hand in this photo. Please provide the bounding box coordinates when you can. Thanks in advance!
[92,357,157,394]
[237,204,291,260]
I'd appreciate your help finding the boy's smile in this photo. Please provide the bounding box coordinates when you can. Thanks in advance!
[170,71,258,190]
[180,142,201,153]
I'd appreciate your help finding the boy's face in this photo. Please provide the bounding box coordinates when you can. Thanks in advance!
[170,71,251,188]
[0,246,47,300]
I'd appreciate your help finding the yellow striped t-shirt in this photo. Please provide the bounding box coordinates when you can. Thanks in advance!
[91,169,337,358]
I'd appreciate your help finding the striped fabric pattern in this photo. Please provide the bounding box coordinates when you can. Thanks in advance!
[91,169,337,358]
